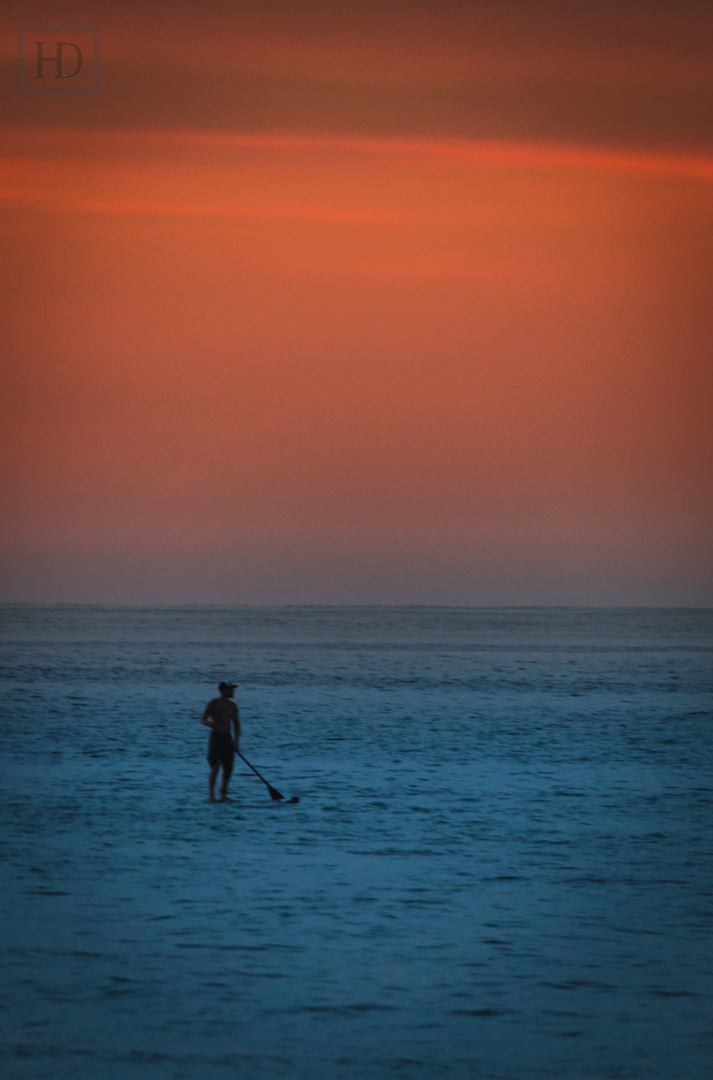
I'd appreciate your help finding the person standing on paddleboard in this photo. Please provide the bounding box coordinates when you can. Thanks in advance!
[200,681,240,802]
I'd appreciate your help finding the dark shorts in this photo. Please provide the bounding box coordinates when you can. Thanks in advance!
[207,731,235,769]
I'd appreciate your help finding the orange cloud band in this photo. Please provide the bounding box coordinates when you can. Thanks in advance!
[2,127,713,222]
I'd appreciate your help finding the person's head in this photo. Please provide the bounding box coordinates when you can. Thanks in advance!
[218,680,236,698]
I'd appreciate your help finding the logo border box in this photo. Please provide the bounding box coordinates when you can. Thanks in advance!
[19,25,100,96]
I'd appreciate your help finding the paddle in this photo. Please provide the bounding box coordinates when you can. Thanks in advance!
[238,751,298,803]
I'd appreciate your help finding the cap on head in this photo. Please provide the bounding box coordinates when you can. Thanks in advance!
[218,680,236,694]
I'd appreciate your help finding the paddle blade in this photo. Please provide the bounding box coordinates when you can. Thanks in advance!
[267,785,284,801]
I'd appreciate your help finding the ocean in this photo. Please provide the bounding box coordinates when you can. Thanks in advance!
[1,605,712,1079]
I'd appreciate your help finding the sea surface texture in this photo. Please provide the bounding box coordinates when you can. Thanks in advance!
[1,605,712,1080]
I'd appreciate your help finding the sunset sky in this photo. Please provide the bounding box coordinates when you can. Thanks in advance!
[1,0,712,604]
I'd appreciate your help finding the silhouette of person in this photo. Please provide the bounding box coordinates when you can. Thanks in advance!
[201,681,240,802]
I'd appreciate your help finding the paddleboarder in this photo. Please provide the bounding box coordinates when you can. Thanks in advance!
[201,681,240,802]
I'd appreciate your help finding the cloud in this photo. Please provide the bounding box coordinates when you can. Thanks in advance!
[2,0,712,150]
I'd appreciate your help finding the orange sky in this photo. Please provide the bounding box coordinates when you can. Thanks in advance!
[1,0,712,603]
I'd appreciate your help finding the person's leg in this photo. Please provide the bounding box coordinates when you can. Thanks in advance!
[209,762,221,801]
[218,758,233,801]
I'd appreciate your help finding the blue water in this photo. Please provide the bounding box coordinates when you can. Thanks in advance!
[1,605,712,1079]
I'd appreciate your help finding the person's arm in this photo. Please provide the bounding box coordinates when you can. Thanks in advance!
[232,705,241,750]
[200,704,214,730]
